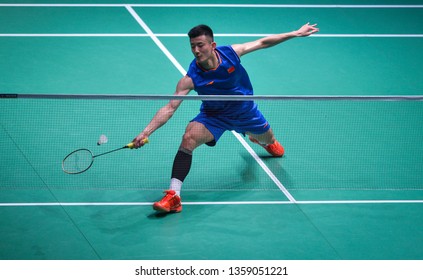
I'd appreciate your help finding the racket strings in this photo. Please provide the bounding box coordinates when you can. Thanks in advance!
[62,149,94,174]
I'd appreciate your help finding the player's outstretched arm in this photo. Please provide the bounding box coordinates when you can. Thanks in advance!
[232,23,319,57]
[132,76,194,148]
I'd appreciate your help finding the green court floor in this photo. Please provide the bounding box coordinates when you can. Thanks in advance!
[1,1,423,260]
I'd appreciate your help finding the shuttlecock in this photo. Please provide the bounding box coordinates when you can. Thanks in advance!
[97,134,108,145]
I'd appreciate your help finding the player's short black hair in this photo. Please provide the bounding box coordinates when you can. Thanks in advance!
[188,24,214,41]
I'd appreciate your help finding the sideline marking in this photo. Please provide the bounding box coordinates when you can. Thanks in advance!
[1,33,422,38]
[1,200,423,207]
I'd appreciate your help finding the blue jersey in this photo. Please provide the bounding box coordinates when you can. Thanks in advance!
[187,45,256,116]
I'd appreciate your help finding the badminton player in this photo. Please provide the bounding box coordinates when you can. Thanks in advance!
[133,23,319,213]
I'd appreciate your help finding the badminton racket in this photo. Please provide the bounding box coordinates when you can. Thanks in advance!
[62,138,148,174]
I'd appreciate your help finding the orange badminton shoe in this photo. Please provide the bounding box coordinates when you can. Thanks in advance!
[249,137,284,157]
[153,190,182,213]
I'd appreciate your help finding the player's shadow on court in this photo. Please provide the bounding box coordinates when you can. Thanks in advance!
[248,153,293,189]
[241,153,257,183]
[147,211,179,219]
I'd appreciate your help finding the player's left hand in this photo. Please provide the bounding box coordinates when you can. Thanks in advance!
[296,23,319,37]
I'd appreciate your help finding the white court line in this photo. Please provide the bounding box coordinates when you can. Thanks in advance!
[1,200,423,207]
[0,4,423,8]
[313,34,423,38]
[124,6,296,202]
[1,33,423,38]
[0,33,151,37]
[163,33,423,38]
[124,5,187,75]
[232,132,296,203]
[214,34,423,38]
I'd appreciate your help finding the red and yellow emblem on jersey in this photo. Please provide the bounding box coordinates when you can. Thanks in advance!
[227,66,235,73]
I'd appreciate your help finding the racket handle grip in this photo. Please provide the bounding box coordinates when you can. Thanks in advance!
[127,138,149,149]
[127,142,135,149]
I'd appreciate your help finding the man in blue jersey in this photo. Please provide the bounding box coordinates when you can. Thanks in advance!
[133,23,319,213]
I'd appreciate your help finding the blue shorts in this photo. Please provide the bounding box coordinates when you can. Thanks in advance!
[191,106,270,146]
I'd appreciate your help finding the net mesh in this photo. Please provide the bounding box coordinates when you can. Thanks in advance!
[1,96,422,192]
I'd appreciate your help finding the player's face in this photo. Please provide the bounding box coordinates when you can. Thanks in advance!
[190,35,216,65]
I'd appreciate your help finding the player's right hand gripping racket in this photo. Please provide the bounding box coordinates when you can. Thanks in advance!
[62,138,148,174]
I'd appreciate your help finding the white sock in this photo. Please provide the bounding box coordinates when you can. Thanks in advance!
[169,178,182,196]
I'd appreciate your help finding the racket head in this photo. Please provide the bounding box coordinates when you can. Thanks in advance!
[62,148,94,174]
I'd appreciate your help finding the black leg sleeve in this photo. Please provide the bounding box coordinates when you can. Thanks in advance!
[171,148,193,182]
